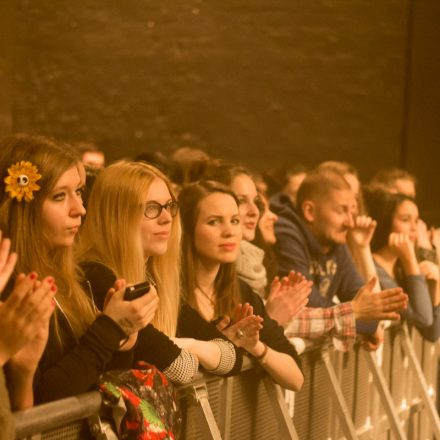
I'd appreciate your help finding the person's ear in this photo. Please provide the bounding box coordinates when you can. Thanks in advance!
[302,200,316,223]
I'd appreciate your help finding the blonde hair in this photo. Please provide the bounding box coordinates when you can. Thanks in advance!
[0,134,96,343]
[78,161,181,336]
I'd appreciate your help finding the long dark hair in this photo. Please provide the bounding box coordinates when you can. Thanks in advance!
[364,188,416,252]
[179,180,242,317]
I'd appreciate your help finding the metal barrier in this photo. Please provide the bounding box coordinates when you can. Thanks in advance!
[13,323,440,440]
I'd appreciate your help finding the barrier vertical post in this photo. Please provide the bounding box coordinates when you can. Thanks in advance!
[363,350,407,439]
[400,324,440,439]
[190,381,223,440]
[321,350,359,440]
[217,377,233,440]
[262,377,299,440]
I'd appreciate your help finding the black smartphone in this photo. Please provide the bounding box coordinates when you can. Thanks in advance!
[124,281,151,301]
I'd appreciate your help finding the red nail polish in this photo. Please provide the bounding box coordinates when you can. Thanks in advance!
[47,277,54,284]
[29,272,37,280]
[51,285,57,292]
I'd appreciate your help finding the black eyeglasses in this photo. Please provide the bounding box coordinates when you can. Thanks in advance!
[144,200,179,219]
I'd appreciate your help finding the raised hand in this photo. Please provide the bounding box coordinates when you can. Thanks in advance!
[348,215,377,248]
[388,232,419,274]
[265,271,312,326]
[0,231,18,293]
[216,303,263,351]
[351,276,407,321]
[419,260,440,282]
[103,278,159,337]
[430,227,440,250]
[0,273,56,367]
[416,219,433,249]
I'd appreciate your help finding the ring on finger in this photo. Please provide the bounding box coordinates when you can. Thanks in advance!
[236,329,245,338]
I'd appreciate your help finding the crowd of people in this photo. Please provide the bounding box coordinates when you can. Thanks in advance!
[0,134,438,438]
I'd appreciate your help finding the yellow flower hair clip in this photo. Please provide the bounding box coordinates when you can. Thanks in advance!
[4,161,42,202]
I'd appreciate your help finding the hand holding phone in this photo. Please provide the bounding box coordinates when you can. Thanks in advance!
[124,281,150,301]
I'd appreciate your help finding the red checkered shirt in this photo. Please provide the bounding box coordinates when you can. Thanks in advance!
[284,302,356,352]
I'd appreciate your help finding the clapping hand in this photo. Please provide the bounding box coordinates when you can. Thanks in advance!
[266,271,312,326]
[215,303,263,351]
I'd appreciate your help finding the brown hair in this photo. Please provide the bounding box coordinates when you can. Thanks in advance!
[296,168,351,217]
[179,181,241,318]
[0,134,95,343]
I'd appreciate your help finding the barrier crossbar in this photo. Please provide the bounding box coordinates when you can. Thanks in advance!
[13,323,440,439]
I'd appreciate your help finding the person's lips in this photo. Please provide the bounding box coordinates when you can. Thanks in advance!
[67,225,80,233]
[219,242,237,251]
[244,222,256,230]
[154,231,170,239]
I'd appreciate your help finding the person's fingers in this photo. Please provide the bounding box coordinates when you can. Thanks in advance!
[270,276,281,295]
[6,273,38,310]
[113,278,127,295]
[216,315,231,331]
[22,277,56,319]
[0,236,12,270]
[361,276,377,294]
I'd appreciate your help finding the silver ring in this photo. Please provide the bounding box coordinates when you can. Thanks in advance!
[236,329,245,339]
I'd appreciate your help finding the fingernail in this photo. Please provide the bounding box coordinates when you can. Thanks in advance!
[51,285,57,292]
[51,298,56,307]
[29,272,37,280]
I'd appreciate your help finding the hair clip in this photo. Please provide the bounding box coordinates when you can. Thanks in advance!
[4,161,42,202]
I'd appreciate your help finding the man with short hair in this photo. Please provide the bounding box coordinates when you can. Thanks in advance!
[271,168,379,336]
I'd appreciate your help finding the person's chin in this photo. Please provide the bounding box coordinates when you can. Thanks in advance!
[147,245,168,257]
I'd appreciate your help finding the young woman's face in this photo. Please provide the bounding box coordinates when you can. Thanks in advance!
[258,196,278,245]
[140,177,176,257]
[194,192,242,266]
[230,174,260,241]
[42,165,86,249]
[391,199,418,243]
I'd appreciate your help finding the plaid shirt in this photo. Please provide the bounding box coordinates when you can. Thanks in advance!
[284,302,356,352]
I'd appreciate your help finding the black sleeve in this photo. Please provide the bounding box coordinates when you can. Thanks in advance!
[133,325,182,371]
[34,314,126,403]
[177,304,244,375]
[239,281,302,371]
[80,261,117,311]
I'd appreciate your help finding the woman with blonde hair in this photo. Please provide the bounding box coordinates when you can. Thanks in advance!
[0,134,158,403]
[78,161,241,383]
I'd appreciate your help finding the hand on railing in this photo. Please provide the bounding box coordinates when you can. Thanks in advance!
[351,276,408,321]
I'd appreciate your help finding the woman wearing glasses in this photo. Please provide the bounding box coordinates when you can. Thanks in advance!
[78,161,241,384]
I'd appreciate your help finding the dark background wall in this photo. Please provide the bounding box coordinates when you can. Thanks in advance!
[0,0,439,222]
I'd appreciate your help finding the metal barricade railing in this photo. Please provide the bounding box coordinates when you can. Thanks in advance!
[13,323,440,440]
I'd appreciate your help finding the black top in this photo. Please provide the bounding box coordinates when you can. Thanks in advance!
[35,312,126,403]
[83,260,243,375]
[81,261,182,370]
[178,280,301,372]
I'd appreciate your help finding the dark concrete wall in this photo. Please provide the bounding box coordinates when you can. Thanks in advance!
[0,0,439,220]
[404,0,440,223]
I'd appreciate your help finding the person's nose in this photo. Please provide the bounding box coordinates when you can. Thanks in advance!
[157,207,172,224]
[346,212,355,229]
[71,194,86,217]
[247,202,260,219]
